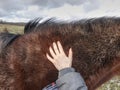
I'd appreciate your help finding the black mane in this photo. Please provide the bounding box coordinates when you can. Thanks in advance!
[24,17,120,34]
[0,33,20,53]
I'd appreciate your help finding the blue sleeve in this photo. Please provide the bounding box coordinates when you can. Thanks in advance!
[56,68,88,90]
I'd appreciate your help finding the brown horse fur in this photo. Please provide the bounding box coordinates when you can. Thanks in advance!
[0,17,120,90]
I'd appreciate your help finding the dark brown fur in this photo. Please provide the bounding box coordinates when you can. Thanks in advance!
[0,17,120,90]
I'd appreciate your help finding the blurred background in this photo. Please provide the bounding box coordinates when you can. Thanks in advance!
[0,0,120,22]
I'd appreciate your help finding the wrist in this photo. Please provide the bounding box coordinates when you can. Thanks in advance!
[58,66,72,71]
[58,67,75,78]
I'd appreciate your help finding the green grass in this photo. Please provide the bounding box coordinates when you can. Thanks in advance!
[98,76,120,90]
[0,24,24,34]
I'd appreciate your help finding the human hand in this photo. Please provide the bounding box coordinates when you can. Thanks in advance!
[46,41,73,71]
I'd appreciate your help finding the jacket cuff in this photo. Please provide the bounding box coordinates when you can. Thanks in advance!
[56,72,88,90]
[58,67,75,78]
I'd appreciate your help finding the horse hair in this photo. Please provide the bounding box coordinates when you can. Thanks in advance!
[0,17,120,90]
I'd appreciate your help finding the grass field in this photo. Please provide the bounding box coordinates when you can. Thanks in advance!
[98,76,120,90]
[0,24,24,34]
[0,24,120,90]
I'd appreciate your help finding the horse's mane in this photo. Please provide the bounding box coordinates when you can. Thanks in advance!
[0,33,20,54]
[24,17,120,34]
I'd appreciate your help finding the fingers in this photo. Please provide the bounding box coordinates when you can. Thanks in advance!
[57,41,65,55]
[46,53,55,63]
[53,42,60,54]
[49,47,56,58]
[68,48,73,61]
[47,41,72,60]
[46,41,73,70]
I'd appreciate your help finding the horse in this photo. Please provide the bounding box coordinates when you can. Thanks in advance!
[0,17,120,90]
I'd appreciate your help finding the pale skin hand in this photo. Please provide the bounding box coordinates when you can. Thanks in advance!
[46,41,73,71]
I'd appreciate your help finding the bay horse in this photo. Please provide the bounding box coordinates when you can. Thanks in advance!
[0,17,120,90]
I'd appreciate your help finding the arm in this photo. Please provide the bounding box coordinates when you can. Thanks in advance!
[56,67,88,90]
[46,41,88,90]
